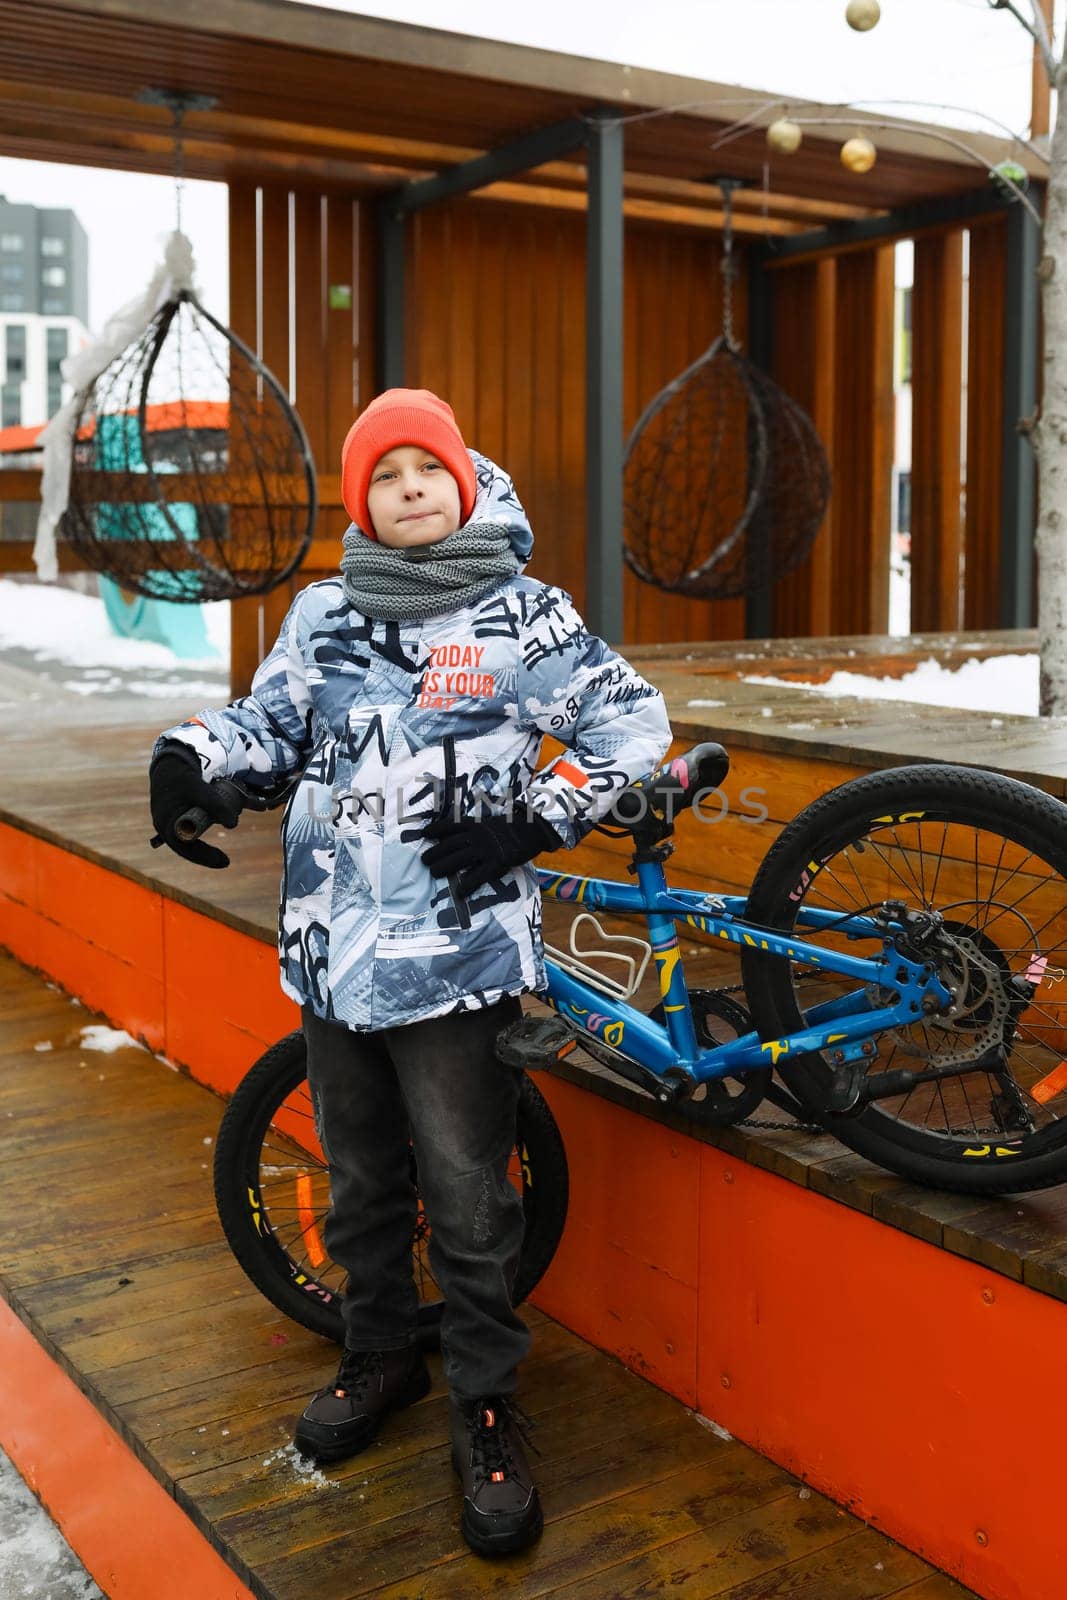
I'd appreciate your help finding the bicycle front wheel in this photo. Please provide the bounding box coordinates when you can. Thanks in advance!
[214,1030,570,1344]
[742,764,1067,1194]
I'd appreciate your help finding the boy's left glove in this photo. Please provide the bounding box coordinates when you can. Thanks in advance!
[421,806,562,897]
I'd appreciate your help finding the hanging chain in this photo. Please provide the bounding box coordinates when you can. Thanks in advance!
[135,88,218,235]
[713,176,743,350]
[173,103,185,235]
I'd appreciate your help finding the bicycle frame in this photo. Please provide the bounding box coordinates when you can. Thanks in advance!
[536,861,955,1089]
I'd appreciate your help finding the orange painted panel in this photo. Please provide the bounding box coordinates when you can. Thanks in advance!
[165,999,284,1098]
[0,818,38,907]
[539,1074,700,1287]
[529,1073,700,1404]
[0,1298,256,1600]
[0,885,43,969]
[35,838,164,981]
[162,899,299,1089]
[695,1142,1067,1600]
[28,908,165,1053]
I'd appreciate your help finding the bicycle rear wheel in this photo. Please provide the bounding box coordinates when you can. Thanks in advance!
[742,764,1067,1194]
[214,1030,569,1344]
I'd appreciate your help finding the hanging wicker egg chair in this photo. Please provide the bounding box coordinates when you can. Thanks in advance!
[624,182,830,602]
[64,290,315,602]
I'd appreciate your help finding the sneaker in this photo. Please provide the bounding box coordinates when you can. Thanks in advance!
[294,1345,431,1464]
[449,1393,544,1556]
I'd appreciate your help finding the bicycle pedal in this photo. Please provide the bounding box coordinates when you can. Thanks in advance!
[496,1016,579,1071]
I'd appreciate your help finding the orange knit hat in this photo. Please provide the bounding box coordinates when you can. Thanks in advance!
[340,389,478,539]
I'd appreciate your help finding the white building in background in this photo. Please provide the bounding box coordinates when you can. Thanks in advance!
[0,196,90,432]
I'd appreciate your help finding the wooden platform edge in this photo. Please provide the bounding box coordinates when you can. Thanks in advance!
[5,802,1067,1309]
[0,1293,259,1600]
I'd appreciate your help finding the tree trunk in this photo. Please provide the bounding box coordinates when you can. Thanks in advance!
[1035,53,1067,715]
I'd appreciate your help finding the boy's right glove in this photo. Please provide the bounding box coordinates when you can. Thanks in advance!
[149,744,241,869]
[421,805,561,897]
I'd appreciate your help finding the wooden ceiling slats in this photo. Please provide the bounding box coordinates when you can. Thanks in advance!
[0,0,1040,224]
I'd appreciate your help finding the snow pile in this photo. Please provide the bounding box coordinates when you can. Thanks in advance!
[0,577,229,675]
[79,1024,144,1054]
[259,1443,343,1491]
[740,653,1039,717]
[0,1448,105,1599]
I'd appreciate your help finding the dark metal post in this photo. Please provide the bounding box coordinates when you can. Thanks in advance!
[376,197,406,390]
[745,257,776,638]
[1000,200,1041,629]
[585,108,625,643]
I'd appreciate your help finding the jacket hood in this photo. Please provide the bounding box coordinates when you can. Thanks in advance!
[343,449,533,566]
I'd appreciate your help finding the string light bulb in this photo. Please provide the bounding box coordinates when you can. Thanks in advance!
[845,0,881,29]
[841,136,877,173]
[767,119,803,154]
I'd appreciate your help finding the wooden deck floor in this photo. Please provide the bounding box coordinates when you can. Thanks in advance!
[0,950,977,1599]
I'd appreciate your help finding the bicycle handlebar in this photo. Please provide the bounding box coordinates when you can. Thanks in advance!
[172,777,248,843]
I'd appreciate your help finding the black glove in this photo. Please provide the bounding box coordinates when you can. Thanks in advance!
[149,744,241,869]
[421,805,561,897]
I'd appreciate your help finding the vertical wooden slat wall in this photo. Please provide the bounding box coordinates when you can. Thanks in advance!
[830,248,895,635]
[772,248,894,637]
[225,185,929,668]
[964,219,1007,630]
[771,258,837,639]
[228,182,365,697]
[407,200,746,645]
[910,232,964,633]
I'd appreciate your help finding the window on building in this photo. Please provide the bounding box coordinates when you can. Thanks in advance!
[41,266,66,287]
[46,326,68,415]
[897,470,912,535]
[1,293,23,311]
[0,234,23,251]
[42,297,64,313]
[1,386,21,427]
[41,236,65,257]
[0,262,24,282]
[5,324,25,379]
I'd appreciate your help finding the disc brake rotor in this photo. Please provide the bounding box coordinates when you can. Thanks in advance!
[875,926,1011,1066]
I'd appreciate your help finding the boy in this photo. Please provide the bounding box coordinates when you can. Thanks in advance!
[149,389,671,1557]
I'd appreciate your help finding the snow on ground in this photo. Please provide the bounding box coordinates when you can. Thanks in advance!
[741,653,1040,717]
[0,579,228,672]
[78,1024,144,1053]
[0,1447,105,1600]
[0,578,1044,720]
[0,578,230,702]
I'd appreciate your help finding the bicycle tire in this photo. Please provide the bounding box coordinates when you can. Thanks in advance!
[213,1029,569,1344]
[741,764,1067,1194]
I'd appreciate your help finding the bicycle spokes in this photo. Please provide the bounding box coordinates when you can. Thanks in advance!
[789,816,1067,1140]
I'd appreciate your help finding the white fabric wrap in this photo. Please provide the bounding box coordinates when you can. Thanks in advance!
[33,230,200,582]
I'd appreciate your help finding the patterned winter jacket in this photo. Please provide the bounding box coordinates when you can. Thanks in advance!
[155,452,672,1030]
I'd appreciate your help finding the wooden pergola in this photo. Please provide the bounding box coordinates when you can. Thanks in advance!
[0,0,1045,692]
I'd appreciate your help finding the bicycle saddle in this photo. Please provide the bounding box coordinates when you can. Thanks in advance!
[610,743,730,835]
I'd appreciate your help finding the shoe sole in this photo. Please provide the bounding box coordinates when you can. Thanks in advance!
[294,1364,432,1465]
[451,1453,544,1556]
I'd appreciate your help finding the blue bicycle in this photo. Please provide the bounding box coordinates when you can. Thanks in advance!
[213,742,1067,1345]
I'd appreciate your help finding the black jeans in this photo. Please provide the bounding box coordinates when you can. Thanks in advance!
[301,995,531,1401]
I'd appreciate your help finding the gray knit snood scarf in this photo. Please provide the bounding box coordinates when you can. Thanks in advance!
[340,522,522,621]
